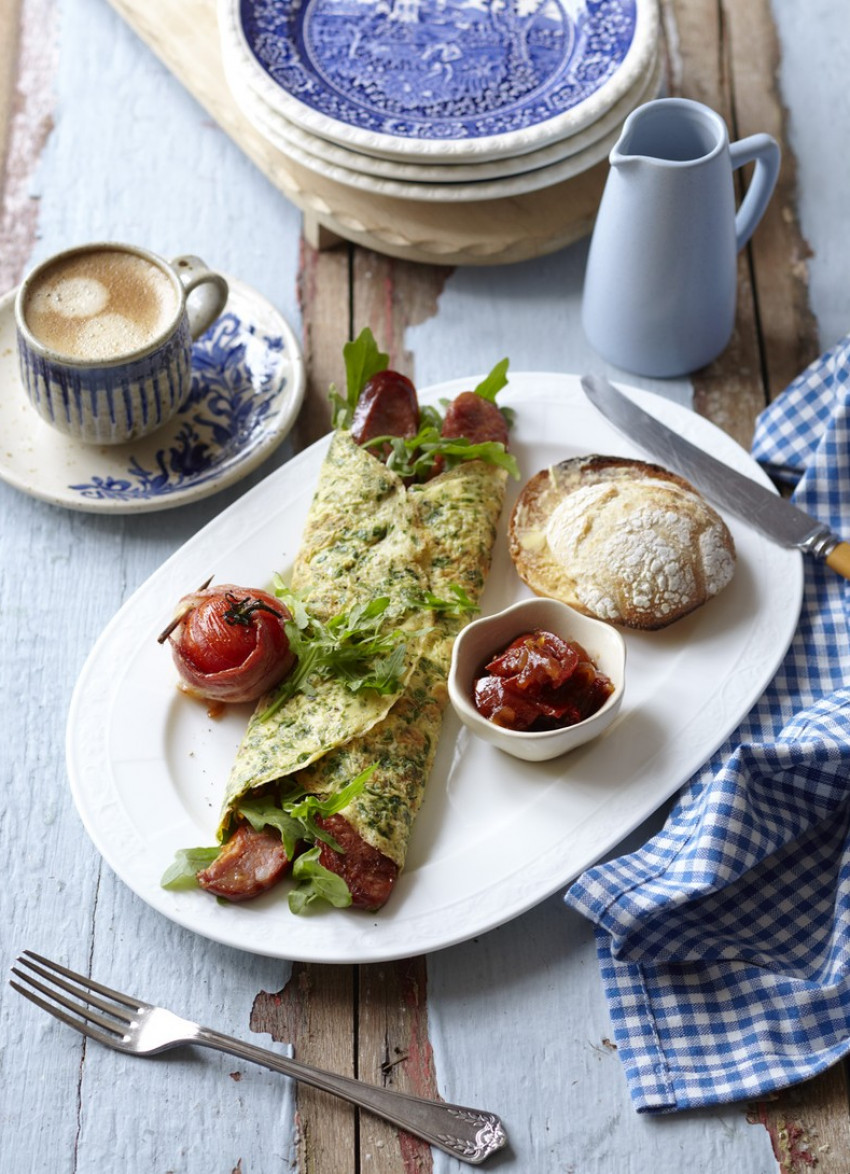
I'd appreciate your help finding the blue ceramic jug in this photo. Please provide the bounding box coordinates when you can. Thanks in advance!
[581,98,780,378]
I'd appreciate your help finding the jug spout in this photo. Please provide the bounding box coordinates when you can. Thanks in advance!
[610,97,728,167]
[608,143,646,170]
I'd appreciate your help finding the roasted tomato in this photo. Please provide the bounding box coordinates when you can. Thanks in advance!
[167,584,296,704]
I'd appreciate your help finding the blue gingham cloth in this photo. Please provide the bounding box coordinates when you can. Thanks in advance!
[566,335,850,1112]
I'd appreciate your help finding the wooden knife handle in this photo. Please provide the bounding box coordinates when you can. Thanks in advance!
[826,542,850,579]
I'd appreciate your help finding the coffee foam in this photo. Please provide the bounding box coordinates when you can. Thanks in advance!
[24,250,178,362]
[29,276,110,319]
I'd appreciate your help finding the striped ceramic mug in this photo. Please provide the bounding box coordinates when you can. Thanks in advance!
[15,242,229,445]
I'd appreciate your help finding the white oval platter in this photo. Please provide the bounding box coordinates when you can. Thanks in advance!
[66,373,803,962]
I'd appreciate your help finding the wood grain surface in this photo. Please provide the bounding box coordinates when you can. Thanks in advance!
[4,0,850,1170]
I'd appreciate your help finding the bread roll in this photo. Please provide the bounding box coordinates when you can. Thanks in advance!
[508,455,736,630]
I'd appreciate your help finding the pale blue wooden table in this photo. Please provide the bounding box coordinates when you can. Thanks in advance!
[3,1,850,1171]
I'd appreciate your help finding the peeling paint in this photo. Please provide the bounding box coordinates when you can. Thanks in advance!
[249,972,302,1048]
[774,1120,819,1170]
[749,1103,823,1173]
[396,959,439,1098]
[0,0,57,290]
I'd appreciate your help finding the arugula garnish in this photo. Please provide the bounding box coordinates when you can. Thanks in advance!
[160,766,377,913]
[238,765,377,859]
[259,578,478,722]
[259,585,410,722]
[327,328,516,478]
[472,357,509,403]
[472,359,516,430]
[358,354,517,481]
[289,848,353,914]
[421,585,478,616]
[329,327,389,430]
[161,847,221,891]
[368,428,519,482]
[239,767,378,913]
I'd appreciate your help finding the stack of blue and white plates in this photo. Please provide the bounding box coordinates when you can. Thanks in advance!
[218,0,662,205]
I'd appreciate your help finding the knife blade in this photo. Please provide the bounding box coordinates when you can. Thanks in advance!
[581,372,850,579]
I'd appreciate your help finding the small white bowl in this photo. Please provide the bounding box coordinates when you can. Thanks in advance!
[448,598,626,762]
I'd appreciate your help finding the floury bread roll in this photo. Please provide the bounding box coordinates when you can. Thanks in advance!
[509,455,736,630]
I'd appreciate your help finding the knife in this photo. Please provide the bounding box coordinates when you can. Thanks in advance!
[581,372,850,580]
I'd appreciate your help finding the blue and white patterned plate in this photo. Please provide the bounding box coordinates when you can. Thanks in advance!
[0,277,305,514]
[223,30,661,185]
[228,39,661,200]
[220,0,659,163]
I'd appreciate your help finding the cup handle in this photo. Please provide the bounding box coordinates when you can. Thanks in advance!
[171,255,229,339]
[729,133,781,252]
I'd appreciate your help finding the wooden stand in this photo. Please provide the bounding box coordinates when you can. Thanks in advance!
[107,0,609,265]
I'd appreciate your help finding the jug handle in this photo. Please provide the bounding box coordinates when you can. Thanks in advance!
[730,133,781,251]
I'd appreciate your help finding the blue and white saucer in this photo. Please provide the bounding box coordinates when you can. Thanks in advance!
[0,277,305,514]
[220,0,659,164]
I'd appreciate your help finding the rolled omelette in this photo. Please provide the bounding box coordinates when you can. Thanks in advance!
[216,429,508,896]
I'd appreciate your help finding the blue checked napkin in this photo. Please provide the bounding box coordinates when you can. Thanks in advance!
[566,335,850,1112]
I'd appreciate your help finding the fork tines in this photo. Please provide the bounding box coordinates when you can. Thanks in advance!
[10,950,140,1048]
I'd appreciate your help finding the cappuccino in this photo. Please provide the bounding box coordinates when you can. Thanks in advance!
[23,248,178,362]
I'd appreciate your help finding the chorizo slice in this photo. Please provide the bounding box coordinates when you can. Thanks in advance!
[440,390,509,448]
[197,824,292,901]
[350,370,420,450]
[315,814,399,911]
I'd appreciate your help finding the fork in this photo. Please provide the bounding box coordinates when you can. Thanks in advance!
[11,951,507,1166]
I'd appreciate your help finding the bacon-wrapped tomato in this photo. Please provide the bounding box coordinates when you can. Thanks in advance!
[166,584,296,704]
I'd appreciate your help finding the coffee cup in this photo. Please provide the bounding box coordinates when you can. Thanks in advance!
[15,242,229,445]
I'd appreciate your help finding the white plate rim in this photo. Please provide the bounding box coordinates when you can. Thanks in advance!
[223,35,662,186]
[66,373,803,962]
[219,0,660,164]
[231,76,617,202]
[0,277,306,514]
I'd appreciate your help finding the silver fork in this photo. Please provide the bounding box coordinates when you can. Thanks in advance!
[11,951,507,1166]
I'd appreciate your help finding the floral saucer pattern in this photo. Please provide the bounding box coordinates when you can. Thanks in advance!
[0,278,305,514]
[222,0,658,162]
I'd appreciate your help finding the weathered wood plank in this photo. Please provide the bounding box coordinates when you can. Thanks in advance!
[0,0,21,192]
[348,251,458,1173]
[358,958,438,1172]
[663,0,765,447]
[251,963,357,1174]
[287,239,452,1174]
[294,239,351,448]
[279,246,453,1173]
[0,0,55,291]
[666,0,818,438]
[351,250,451,380]
[723,0,819,399]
